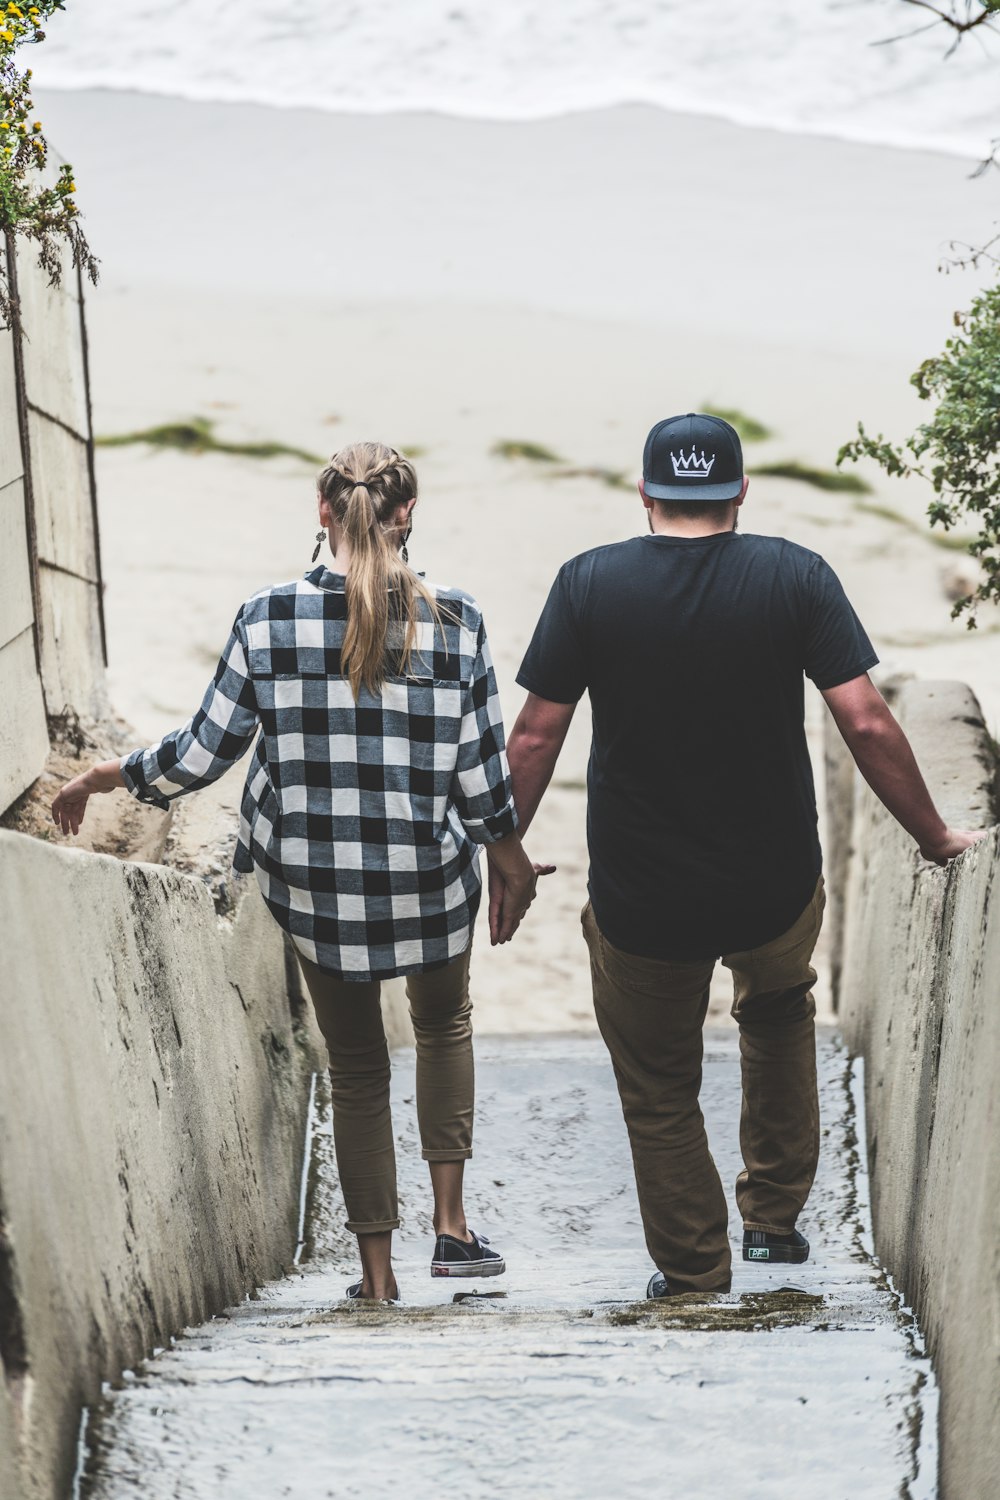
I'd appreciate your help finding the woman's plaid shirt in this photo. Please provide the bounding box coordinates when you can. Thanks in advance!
[120,566,517,980]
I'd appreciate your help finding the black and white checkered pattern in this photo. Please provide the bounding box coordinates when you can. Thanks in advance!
[120,565,517,980]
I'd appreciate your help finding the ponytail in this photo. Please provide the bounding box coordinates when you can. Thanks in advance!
[317,443,446,699]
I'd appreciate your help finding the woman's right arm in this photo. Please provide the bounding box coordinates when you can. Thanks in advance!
[51,612,260,835]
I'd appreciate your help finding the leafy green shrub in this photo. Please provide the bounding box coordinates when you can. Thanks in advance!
[0,2,97,324]
[839,281,1000,624]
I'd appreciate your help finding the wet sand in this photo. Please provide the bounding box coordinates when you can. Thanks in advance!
[38,88,1000,1028]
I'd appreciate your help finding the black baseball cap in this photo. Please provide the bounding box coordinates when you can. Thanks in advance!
[642,413,744,502]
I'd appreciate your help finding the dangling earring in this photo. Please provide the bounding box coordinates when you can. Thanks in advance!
[401,525,412,566]
[311,529,325,564]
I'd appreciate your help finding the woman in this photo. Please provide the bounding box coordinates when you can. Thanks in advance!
[52,441,546,1303]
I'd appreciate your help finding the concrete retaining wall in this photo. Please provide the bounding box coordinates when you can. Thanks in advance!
[0,831,324,1500]
[18,239,107,723]
[826,678,999,1500]
[0,308,48,812]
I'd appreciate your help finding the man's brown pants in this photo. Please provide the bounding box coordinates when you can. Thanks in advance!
[582,880,825,1293]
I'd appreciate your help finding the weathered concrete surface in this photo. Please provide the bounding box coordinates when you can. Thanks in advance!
[0,831,324,1500]
[827,678,999,1500]
[78,1032,936,1500]
[0,313,47,811]
[0,235,107,814]
[17,242,108,722]
[0,626,48,815]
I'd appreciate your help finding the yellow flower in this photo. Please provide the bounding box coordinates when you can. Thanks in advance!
[0,122,9,131]
[32,120,40,131]
[67,180,75,192]
[1,30,14,41]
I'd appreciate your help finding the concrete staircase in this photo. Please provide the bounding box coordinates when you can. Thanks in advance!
[77,1033,936,1499]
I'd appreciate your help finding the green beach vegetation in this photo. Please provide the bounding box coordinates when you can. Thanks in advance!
[492,432,869,497]
[750,460,870,495]
[492,439,563,463]
[96,417,327,466]
[852,499,974,552]
[0,1,97,324]
[702,405,773,443]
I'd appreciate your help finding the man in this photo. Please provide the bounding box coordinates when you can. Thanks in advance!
[498,411,982,1298]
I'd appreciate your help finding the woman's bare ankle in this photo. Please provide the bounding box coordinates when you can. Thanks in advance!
[433,1216,471,1242]
[362,1275,399,1301]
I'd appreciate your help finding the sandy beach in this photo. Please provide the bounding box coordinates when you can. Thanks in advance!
[38,88,1000,1028]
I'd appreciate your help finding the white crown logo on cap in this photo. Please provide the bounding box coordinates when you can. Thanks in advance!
[670,447,716,479]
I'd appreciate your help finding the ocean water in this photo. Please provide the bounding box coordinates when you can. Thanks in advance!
[31,0,1000,158]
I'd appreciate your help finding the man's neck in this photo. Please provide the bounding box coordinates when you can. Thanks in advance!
[648,515,736,539]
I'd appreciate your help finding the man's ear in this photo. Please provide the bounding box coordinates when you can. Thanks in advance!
[735,476,749,507]
[638,479,654,514]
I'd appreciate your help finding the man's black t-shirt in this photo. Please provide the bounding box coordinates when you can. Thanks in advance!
[516,532,878,960]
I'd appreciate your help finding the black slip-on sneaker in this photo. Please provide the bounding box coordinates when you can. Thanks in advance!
[743,1228,810,1264]
[646,1272,732,1299]
[431,1229,505,1278]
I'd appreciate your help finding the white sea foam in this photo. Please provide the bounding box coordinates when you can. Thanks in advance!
[30,0,1000,159]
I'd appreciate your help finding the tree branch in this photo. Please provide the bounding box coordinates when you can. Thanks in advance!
[898,0,997,33]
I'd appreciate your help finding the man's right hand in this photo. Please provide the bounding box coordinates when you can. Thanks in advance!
[918,828,988,866]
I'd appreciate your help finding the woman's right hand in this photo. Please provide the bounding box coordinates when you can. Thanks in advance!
[51,759,124,835]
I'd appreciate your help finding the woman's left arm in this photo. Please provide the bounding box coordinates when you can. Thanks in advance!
[52,613,260,835]
[450,618,519,844]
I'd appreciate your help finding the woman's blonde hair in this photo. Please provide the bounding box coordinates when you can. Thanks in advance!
[317,441,445,699]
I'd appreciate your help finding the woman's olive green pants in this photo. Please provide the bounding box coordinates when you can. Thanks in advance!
[298,945,474,1234]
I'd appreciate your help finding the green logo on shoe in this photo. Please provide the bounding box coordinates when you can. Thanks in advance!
[748,1248,770,1260]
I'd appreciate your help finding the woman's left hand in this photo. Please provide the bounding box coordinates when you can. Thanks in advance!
[486,855,557,945]
[51,760,124,835]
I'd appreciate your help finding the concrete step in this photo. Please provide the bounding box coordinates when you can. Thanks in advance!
[78,1031,938,1500]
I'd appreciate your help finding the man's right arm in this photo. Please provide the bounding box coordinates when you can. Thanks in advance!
[505,693,577,838]
[822,674,984,864]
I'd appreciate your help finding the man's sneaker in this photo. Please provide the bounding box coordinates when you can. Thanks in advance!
[743,1228,810,1264]
[431,1229,505,1278]
[646,1272,732,1298]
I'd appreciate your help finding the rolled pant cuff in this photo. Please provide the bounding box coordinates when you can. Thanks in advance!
[743,1219,796,1235]
[346,1218,400,1234]
[421,1148,473,1162]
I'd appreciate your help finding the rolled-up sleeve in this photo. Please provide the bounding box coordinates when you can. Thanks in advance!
[120,613,260,810]
[451,620,518,844]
